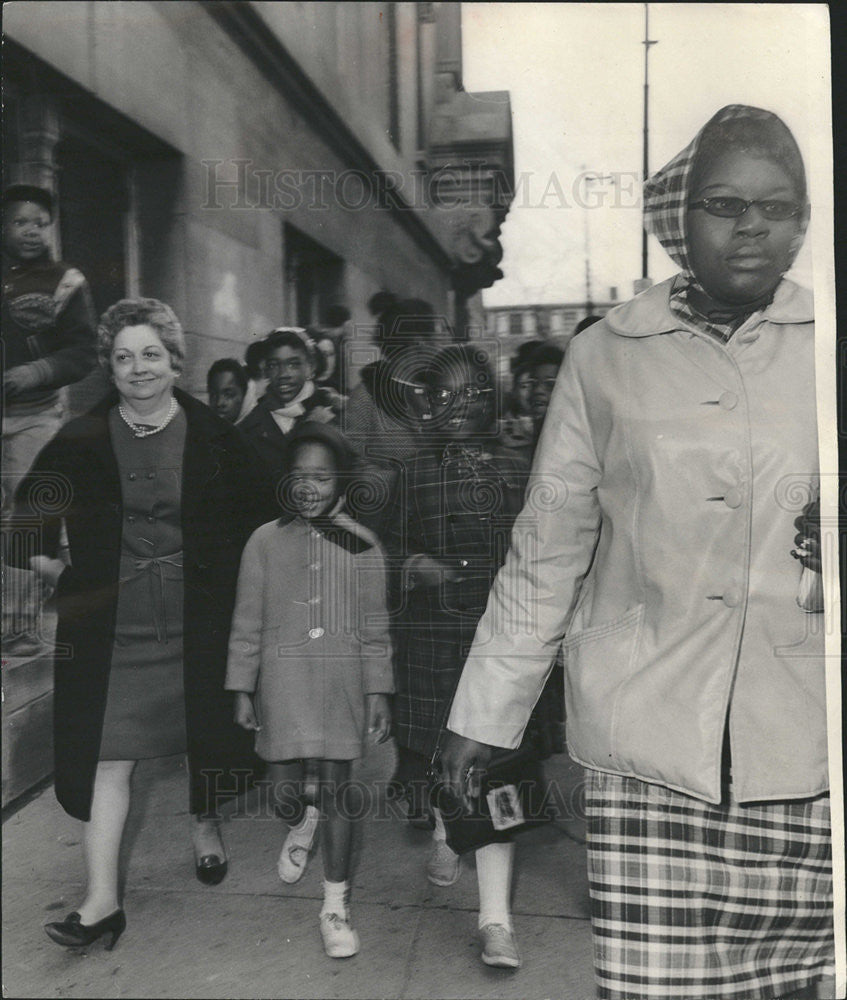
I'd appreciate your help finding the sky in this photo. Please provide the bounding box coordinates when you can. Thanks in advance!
[461,3,829,307]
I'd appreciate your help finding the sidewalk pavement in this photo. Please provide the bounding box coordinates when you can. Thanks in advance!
[2,741,595,1000]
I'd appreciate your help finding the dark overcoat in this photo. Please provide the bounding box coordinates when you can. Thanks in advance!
[15,387,277,821]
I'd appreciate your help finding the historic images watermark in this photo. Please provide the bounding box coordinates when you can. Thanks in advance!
[199,770,588,828]
[200,160,643,213]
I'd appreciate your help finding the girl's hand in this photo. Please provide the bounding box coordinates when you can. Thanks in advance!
[29,555,66,600]
[367,694,391,744]
[403,554,467,590]
[233,692,261,731]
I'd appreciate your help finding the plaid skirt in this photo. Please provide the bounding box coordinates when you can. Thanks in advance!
[585,770,834,999]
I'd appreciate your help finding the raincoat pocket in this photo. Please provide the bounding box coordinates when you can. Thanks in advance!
[562,603,645,769]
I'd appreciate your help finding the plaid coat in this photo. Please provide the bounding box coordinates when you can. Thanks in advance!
[385,442,529,756]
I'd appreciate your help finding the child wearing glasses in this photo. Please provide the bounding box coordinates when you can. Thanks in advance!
[226,422,393,959]
[385,343,533,969]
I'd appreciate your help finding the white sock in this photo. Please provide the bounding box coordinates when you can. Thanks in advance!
[476,841,514,931]
[432,807,447,843]
[321,878,349,917]
[289,804,319,847]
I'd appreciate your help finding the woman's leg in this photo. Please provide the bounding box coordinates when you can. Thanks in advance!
[476,840,520,968]
[476,840,515,929]
[77,759,136,923]
[190,814,225,858]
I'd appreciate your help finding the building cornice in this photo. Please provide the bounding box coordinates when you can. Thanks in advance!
[200,0,452,272]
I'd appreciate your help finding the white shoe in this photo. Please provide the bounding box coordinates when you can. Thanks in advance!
[480,923,521,968]
[426,838,461,886]
[319,910,360,958]
[277,806,318,884]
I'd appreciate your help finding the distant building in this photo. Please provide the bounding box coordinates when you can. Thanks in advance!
[482,301,615,377]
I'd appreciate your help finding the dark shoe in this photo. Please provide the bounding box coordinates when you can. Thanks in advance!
[195,854,228,886]
[44,910,126,950]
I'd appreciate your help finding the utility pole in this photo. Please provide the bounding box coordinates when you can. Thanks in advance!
[642,3,658,281]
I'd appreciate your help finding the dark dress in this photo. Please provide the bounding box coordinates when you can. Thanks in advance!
[386,442,529,758]
[98,408,188,759]
[12,388,277,820]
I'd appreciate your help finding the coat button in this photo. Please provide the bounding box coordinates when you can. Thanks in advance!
[128,473,137,481]
[309,562,321,571]
[147,515,156,522]
[308,627,325,639]
[722,588,742,608]
[719,391,738,410]
[146,472,155,480]
[127,514,136,523]
[723,488,742,509]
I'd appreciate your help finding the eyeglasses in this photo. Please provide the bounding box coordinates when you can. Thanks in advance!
[427,385,494,408]
[688,197,804,221]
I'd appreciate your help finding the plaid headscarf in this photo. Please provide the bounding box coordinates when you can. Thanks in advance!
[643,105,809,339]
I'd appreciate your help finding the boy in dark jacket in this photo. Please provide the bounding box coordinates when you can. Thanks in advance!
[2,184,97,500]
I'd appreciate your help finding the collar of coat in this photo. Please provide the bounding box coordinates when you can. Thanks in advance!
[603,276,813,339]
[280,506,376,555]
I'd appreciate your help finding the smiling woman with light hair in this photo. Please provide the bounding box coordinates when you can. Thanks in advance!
[13,297,276,952]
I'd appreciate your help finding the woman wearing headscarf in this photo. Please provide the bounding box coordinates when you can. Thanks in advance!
[439,106,833,998]
[13,298,276,949]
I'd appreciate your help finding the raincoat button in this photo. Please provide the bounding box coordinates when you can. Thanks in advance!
[718,391,738,410]
[722,589,742,608]
[723,489,742,509]
[309,627,324,639]
[128,473,137,481]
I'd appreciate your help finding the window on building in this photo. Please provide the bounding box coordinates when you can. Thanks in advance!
[283,224,345,328]
[508,312,522,336]
[387,2,400,150]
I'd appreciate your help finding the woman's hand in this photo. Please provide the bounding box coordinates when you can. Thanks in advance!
[439,729,494,812]
[792,498,821,573]
[28,555,66,600]
[233,692,261,731]
[367,693,392,744]
[403,554,468,590]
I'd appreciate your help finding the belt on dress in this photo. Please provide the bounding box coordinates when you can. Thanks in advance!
[121,551,184,644]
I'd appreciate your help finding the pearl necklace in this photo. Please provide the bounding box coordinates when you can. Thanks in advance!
[118,396,179,438]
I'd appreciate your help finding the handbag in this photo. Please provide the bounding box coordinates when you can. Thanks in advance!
[427,733,550,855]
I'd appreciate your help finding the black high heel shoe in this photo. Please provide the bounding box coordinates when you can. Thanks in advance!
[195,854,228,886]
[44,909,126,950]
